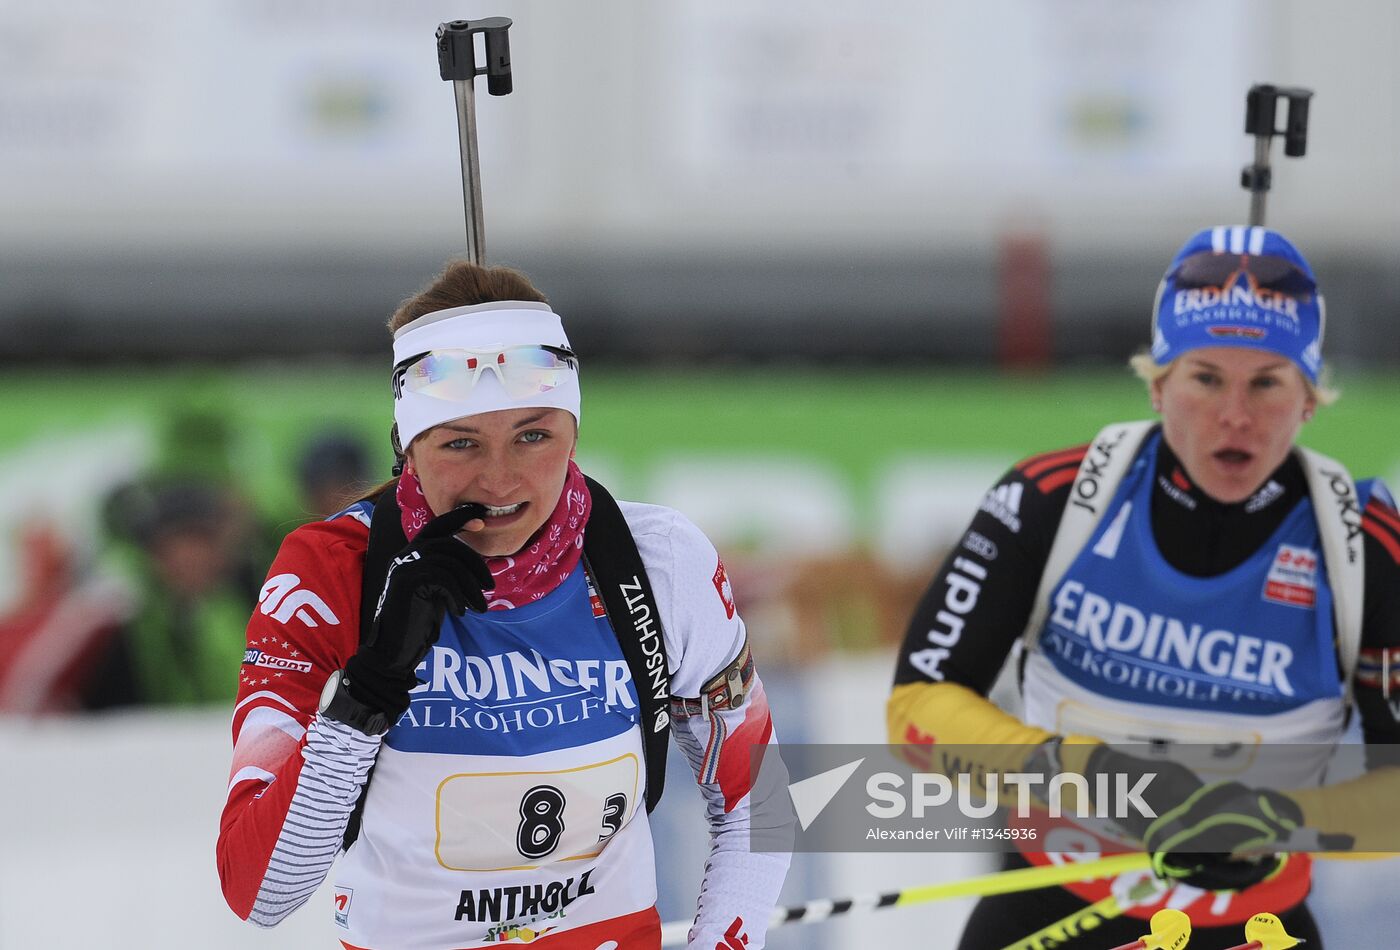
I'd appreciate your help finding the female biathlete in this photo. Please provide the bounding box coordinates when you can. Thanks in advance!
[218,262,790,949]
[889,226,1400,948]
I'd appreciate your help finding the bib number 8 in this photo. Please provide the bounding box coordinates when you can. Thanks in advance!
[517,785,567,859]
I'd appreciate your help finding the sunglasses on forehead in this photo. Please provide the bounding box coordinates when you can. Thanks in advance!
[392,344,579,401]
[1171,251,1316,296]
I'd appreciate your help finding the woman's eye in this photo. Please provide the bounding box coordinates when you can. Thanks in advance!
[1252,376,1280,389]
[445,438,475,450]
[520,430,547,444]
[1192,372,1220,386]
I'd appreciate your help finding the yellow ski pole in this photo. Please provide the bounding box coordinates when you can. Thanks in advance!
[998,875,1170,950]
[659,853,1151,946]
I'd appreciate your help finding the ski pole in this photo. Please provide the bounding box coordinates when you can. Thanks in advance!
[998,874,1169,950]
[1107,907,1192,949]
[1223,912,1303,950]
[658,853,1151,946]
[1241,84,1313,226]
[435,17,514,264]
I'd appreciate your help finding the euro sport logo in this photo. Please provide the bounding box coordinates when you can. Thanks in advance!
[243,649,313,674]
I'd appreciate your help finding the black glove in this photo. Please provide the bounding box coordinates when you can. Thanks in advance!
[1084,745,1204,840]
[1143,782,1312,891]
[344,504,493,718]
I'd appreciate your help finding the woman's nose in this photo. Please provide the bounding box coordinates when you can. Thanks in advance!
[1217,384,1253,429]
[474,452,520,498]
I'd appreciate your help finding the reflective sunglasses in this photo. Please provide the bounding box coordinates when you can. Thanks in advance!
[392,344,578,401]
[1171,251,1316,296]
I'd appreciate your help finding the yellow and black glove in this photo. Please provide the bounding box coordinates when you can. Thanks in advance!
[1144,782,1353,891]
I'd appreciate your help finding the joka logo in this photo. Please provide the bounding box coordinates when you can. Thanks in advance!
[259,573,340,627]
[1320,467,1363,564]
[1068,426,1131,516]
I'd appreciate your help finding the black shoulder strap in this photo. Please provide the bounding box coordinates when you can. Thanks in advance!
[581,475,671,813]
[342,485,407,850]
[343,477,670,852]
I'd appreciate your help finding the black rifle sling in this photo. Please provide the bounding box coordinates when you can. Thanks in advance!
[341,477,669,851]
[342,485,408,850]
[580,475,670,814]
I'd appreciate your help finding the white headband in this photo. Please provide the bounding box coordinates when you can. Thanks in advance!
[392,300,580,449]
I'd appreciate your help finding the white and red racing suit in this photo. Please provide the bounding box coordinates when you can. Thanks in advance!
[218,498,790,949]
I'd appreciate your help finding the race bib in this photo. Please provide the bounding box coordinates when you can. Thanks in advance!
[435,753,640,872]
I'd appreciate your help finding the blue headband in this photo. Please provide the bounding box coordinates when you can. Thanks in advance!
[1150,225,1325,384]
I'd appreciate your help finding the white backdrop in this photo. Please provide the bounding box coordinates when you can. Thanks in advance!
[2,0,1396,259]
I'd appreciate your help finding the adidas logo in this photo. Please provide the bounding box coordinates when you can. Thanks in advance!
[979,483,1023,533]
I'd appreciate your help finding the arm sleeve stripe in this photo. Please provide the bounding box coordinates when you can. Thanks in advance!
[1035,466,1080,495]
[227,766,277,794]
[234,690,299,717]
[1363,519,1400,566]
[1365,499,1400,536]
[1018,445,1090,479]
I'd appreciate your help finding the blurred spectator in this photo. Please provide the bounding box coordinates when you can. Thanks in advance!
[0,521,132,714]
[87,477,270,708]
[296,430,374,518]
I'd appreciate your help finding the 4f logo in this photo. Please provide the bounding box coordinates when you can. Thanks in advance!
[259,573,341,627]
[716,916,749,950]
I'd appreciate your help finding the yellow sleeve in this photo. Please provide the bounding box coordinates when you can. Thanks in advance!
[1288,766,1400,860]
[887,680,1102,775]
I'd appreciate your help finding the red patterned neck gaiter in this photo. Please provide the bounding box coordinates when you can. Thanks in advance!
[396,461,591,610]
